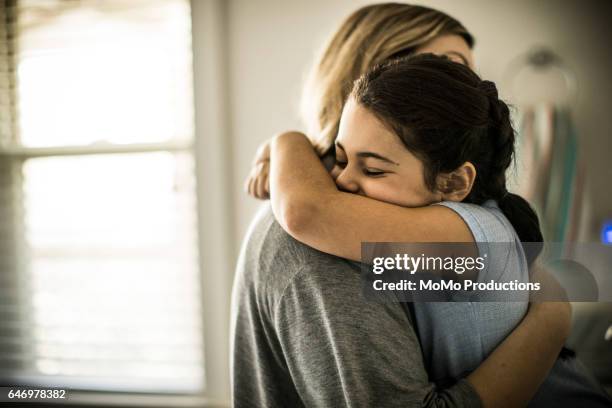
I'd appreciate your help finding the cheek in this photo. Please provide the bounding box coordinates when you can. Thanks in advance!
[361,178,437,208]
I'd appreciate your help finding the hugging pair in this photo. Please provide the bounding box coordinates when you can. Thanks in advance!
[231,3,611,407]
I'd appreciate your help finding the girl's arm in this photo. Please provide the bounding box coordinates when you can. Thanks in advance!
[269,131,473,262]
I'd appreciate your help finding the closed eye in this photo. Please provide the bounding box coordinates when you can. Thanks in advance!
[363,168,386,177]
[335,159,347,169]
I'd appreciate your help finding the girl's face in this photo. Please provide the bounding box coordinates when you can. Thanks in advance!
[329,34,474,206]
[331,98,440,208]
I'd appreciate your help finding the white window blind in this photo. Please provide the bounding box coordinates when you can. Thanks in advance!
[0,0,204,394]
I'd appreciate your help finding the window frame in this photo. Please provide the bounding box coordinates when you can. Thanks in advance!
[0,0,233,406]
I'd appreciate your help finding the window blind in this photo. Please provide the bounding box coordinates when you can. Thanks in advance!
[0,0,204,393]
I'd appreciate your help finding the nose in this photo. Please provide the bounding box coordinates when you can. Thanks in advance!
[334,167,360,193]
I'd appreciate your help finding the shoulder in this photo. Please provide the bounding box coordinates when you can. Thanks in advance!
[237,205,410,320]
[434,200,517,242]
[235,205,365,311]
[274,258,416,348]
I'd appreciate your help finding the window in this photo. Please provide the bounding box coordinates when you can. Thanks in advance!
[0,0,205,394]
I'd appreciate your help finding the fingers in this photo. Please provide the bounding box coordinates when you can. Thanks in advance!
[256,162,270,199]
[244,160,270,200]
[255,161,270,199]
[255,170,265,199]
[245,165,258,198]
[263,172,270,196]
[244,166,256,195]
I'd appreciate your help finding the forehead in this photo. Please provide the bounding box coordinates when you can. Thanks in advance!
[414,34,473,67]
[337,99,404,152]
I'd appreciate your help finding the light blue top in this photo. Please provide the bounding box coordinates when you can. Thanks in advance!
[414,199,529,383]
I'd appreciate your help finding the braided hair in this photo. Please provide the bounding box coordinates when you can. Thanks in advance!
[351,54,543,261]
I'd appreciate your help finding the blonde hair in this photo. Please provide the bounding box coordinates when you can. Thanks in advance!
[300,3,474,154]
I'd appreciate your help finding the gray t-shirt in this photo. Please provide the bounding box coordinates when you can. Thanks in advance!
[230,205,481,407]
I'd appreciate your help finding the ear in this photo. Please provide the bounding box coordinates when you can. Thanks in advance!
[435,162,476,202]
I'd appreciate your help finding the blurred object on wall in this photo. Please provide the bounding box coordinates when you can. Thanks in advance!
[514,105,582,243]
[506,47,585,247]
[506,48,611,390]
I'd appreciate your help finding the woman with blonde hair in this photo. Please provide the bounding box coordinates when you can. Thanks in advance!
[233,3,594,407]
[247,3,475,197]
[301,3,474,156]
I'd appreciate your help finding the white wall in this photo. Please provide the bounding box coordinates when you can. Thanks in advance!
[221,0,612,252]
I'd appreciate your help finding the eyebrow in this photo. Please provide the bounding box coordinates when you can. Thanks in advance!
[445,51,469,66]
[336,142,399,166]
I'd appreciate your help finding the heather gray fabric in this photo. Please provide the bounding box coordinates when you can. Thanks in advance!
[230,205,482,408]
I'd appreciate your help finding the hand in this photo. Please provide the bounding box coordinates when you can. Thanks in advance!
[245,132,313,200]
[245,159,270,200]
[245,139,272,200]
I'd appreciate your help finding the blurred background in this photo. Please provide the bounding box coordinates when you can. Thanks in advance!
[0,0,610,406]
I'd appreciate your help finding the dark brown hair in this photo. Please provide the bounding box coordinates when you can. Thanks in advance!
[351,54,543,256]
